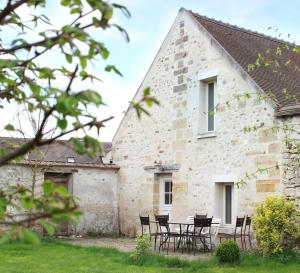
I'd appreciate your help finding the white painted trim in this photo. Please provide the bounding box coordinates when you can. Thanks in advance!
[197,68,219,81]
[213,174,238,183]
[197,131,217,139]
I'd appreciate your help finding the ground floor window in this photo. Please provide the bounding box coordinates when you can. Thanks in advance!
[214,182,234,226]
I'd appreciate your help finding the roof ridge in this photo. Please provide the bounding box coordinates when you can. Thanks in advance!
[189,10,297,47]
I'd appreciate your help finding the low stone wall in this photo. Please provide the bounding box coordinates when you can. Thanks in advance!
[0,164,118,235]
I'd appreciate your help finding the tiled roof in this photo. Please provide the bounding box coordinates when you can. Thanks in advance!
[0,137,114,167]
[189,10,300,116]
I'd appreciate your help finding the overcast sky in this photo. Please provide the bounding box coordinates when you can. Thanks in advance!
[1,0,300,142]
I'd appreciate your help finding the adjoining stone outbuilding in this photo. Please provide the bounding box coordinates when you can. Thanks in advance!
[0,138,119,235]
[112,8,300,236]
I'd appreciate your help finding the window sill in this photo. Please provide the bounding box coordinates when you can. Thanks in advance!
[197,131,217,139]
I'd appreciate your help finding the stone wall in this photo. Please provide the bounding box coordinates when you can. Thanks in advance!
[112,9,284,236]
[281,116,300,209]
[0,164,118,235]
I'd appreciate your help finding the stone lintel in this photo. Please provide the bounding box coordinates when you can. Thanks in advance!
[143,164,180,173]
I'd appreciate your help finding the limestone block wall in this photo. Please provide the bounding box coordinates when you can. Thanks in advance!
[112,9,284,236]
[280,116,300,209]
[0,164,118,235]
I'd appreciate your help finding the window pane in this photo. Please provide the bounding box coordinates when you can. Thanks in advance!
[165,181,170,193]
[163,181,173,205]
[165,194,170,204]
[208,83,215,131]
[225,185,232,224]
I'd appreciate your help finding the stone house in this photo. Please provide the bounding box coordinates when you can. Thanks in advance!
[112,8,300,236]
[0,137,119,235]
[1,8,300,237]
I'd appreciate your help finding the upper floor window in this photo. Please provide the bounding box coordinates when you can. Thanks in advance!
[197,69,218,137]
[207,81,216,132]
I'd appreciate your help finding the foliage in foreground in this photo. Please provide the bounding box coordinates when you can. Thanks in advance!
[0,239,300,273]
[130,235,151,263]
[0,0,159,242]
[253,195,300,256]
[216,240,240,264]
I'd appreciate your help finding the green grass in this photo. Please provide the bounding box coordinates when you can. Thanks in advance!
[0,239,299,273]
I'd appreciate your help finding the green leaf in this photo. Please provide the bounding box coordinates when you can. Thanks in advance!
[43,181,55,196]
[4,124,15,131]
[77,90,103,105]
[61,0,71,6]
[66,54,72,64]
[105,65,123,77]
[21,229,40,245]
[79,56,87,69]
[39,221,56,235]
[71,8,81,14]
[57,119,68,130]
[143,87,150,96]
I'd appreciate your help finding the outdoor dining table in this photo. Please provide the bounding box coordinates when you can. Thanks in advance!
[151,219,219,253]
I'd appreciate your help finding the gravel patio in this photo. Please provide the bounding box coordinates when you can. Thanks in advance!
[67,237,212,260]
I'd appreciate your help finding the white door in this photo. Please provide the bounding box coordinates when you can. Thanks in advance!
[159,175,173,215]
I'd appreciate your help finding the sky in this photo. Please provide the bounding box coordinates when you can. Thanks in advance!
[1,0,300,142]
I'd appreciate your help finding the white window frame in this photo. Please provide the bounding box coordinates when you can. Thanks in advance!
[197,69,218,138]
[159,175,173,214]
[213,175,238,228]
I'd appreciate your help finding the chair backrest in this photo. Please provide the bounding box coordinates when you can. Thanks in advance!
[194,217,212,234]
[245,216,251,226]
[194,217,212,228]
[244,216,251,233]
[235,216,245,235]
[236,217,245,227]
[155,214,169,221]
[157,217,170,233]
[195,213,207,219]
[139,215,150,236]
[139,215,150,226]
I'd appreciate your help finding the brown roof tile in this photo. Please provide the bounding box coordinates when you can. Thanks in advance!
[189,10,300,116]
[0,137,113,166]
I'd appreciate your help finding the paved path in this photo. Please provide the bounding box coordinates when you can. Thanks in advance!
[67,237,212,261]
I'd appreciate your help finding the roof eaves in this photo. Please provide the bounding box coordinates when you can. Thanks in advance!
[11,160,120,170]
[275,104,300,117]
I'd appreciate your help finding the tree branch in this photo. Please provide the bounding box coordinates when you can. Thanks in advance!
[0,205,78,226]
[0,0,29,25]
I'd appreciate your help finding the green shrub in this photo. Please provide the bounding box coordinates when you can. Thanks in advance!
[216,240,240,264]
[130,235,151,263]
[253,195,300,256]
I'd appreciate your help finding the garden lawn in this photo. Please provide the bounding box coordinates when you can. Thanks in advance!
[0,240,299,273]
